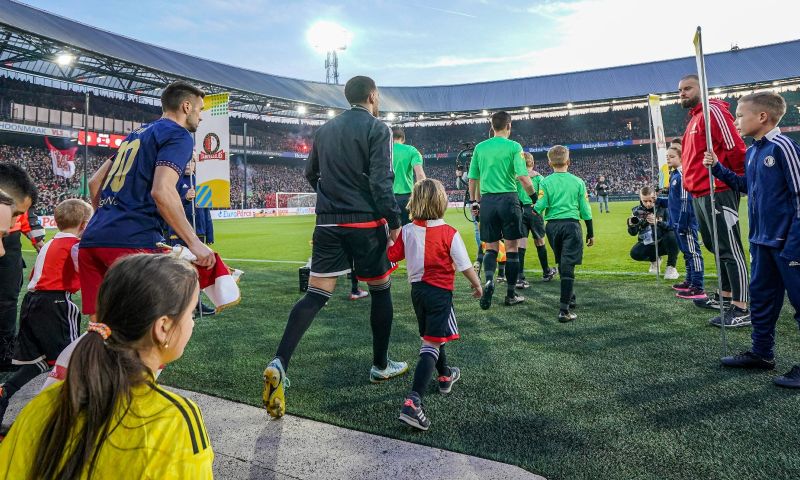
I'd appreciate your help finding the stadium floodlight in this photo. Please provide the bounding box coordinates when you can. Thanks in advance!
[308,21,352,53]
[660,94,667,99]
[418,114,424,120]
[713,88,722,94]
[308,21,352,84]
[450,113,455,118]
[297,105,307,115]
[55,52,75,66]
[481,109,488,116]
[523,107,530,112]
[773,81,779,86]
[327,109,335,118]
[387,112,396,121]
[266,102,271,108]
[567,103,574,109]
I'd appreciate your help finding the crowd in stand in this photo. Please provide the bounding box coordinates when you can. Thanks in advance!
[225,150,651,209]
[229,117,316,153]
[0,144,104,215]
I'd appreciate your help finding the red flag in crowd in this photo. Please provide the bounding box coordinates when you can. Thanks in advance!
[44,136,77,178]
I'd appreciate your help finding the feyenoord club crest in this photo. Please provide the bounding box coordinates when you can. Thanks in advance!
[763,156,775,167]
[199,132,226,161]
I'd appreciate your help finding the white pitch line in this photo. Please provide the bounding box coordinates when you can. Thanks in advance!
[22,250,718,277]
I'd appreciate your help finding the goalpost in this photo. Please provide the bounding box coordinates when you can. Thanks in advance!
[275,192,317,209]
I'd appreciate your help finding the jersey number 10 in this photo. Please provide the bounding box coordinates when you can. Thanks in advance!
[103,139,141,193]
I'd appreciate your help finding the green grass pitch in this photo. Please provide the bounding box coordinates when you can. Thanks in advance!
[20,201,800,479]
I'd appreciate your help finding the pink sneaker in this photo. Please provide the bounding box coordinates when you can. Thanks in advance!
[672,281,691,292]
[676,287,706,300]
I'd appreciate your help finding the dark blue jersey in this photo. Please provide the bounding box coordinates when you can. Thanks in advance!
[667,169,698,232]
[712,127,800,261]
[81,118,194,248]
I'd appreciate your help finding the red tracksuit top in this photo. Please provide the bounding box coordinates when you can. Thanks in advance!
[681,99,746,197]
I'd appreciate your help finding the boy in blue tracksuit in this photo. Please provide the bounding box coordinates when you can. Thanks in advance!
[665,144,705,299]
[703,92,800,387]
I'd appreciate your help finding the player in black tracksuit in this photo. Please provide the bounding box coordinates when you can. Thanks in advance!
[263,76,407,419]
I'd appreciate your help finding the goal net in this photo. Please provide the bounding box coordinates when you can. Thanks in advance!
[275,192,317,209]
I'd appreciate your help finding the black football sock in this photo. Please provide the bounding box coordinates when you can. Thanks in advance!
[275,287,331,370]
[536,244,550,273]
[518,247,527,281]
[559,264,575,312]
[435,344,451,377]
[369,280,393,369]
[505,252,520,297]
[411,345,438,398]
[483,249,498,283]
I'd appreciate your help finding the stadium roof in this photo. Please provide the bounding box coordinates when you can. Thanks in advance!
[1,0,799,118]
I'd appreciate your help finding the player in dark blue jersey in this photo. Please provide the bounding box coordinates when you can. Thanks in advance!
[79,81,215,319]
[704,92,800,385]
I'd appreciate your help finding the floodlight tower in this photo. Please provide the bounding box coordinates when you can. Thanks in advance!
[308,21,352,84]
[325,50,341,84]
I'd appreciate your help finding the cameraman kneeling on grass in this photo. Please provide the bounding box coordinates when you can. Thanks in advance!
[627,186,679,279]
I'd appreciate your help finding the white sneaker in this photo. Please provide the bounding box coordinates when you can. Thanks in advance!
[369,359,409,383]
[664,266,679,280]
[648,260,660,274]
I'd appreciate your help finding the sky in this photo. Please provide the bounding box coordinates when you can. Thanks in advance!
[20,0,800,87]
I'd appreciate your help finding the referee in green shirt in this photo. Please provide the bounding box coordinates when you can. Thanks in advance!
[392,127,425,225]
[534,145,594,322]
[516,152,556,289]
[468,111,535,309]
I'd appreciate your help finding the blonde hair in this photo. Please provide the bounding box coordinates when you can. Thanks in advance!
[54,198,93,230]
[523,152,534,168]
[739,91,787,124]
[408,179,447,220]
[547,145,569,167]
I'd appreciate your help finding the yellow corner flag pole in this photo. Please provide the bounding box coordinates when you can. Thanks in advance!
[694,26,728,356]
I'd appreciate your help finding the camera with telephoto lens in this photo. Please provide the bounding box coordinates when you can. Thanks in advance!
[629,206,651,228]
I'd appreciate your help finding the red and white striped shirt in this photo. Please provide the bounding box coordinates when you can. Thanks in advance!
[387,219,472,291]
[27,232,80,293]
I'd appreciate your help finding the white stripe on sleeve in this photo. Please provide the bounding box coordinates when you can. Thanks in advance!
[449,231,473,272]
[709,105,736,150]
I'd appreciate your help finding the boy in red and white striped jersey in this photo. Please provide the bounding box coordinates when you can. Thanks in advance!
[388,179,482,431]
[0,198,92,426]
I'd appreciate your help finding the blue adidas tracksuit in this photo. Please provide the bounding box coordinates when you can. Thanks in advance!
[667,169,704,289]
[712,127,800,359]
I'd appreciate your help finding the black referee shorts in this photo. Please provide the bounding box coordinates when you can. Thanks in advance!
[13,290,80,365]
[521,203,546,240]
[480,193,524,243]
[395,194,412,226]
[411,282,459,343]
[546,220,584,266]
[311,224,396,281]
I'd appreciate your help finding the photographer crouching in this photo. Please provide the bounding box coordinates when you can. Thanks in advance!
[627,186,679,279]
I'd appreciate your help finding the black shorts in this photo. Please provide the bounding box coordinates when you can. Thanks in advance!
[521,203,546,240]
[479,193,524,243]
[13,291,80,365]
[311,224,396,281]
[395,194,412,226]
[411,282,459,343]
[545,220,584,266]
